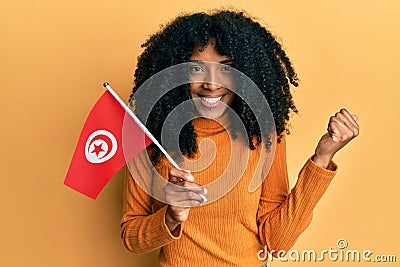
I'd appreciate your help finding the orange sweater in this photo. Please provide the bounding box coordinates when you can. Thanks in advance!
[121,117,337,266]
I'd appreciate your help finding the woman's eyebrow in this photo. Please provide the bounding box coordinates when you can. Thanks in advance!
[189,59,234,64]
[219,59,234,64]
[189,59,204,64]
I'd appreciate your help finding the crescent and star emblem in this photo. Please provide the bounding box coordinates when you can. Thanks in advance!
[84,130,117,163]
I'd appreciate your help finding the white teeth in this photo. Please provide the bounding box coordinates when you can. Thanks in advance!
[201,96,222,105]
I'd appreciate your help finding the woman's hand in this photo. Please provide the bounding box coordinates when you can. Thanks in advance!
[312,108,360,168]
[164,168,207,232]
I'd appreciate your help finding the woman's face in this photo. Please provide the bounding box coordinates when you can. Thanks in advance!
[189,38,235,119]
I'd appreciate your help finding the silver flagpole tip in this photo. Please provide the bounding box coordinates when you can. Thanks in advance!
[103,82,109,88]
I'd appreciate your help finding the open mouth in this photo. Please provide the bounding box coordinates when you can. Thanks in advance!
[199,94,225,108]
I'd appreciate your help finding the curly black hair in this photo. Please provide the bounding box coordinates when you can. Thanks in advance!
[129,9,299,166]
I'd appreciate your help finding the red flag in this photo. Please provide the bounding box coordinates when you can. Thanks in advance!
[64,90,152,199]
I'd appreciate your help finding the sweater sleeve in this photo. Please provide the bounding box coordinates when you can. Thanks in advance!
[120,150,182,254]
[257,135,337,253]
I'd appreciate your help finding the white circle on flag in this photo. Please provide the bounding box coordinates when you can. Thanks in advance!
[85,130,117,164]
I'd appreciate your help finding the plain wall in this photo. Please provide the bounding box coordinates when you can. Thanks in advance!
[1,0,399,266]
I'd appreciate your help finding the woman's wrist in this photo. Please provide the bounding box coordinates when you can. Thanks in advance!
[165,207,180,232]
[311,153,333,169]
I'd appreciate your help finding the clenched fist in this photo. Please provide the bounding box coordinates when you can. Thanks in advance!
[312,108,360,168]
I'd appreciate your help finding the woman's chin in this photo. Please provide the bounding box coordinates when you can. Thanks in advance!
[194,105,226,119]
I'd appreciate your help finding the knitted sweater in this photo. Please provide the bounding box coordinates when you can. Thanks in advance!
[121,117,337,266]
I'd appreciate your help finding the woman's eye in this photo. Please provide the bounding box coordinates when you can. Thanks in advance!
[190,66,204,73]
[221,65,232,72]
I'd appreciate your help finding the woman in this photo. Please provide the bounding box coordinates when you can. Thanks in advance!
[121,9,359,266]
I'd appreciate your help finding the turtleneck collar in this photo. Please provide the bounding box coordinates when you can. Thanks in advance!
[191,112,231,136]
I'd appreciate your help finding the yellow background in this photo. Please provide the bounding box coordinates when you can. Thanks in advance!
[1,0,399,266]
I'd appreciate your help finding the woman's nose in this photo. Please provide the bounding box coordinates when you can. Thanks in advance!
[202,81,221,91]
[203,70,222,90]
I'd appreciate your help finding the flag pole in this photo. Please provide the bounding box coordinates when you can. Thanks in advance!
[103,82,181,170]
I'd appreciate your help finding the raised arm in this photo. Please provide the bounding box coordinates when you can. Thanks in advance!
[257,108,359,253]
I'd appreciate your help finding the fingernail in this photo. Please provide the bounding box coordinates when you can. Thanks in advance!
[203,187,208,195]
[199,194,207,203]
[187,175,194,182]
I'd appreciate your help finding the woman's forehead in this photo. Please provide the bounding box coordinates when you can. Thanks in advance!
[190,38,232,62]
